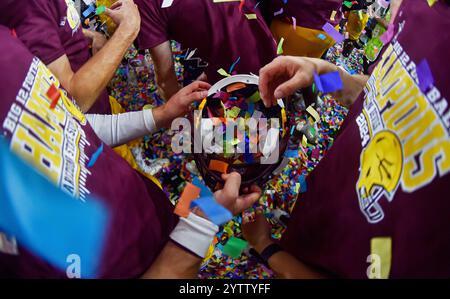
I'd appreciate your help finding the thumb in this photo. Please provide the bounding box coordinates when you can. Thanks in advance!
[220,172,241,200]
[274,73,309,99]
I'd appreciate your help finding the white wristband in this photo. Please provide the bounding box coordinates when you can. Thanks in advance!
[170,212,219,258]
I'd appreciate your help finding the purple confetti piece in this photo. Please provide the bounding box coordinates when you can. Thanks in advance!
[322,22,344,43]
[417,59,434,93]
[314,71,343,93]
[379,23,394,44]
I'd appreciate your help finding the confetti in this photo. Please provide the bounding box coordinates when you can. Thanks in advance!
[87,143,104,168]
[190,197,233,225]
[277,37,285,55]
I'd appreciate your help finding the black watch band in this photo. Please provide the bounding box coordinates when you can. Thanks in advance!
[260,243,283,264]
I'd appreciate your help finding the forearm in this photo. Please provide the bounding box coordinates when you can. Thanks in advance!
[86,109,157,147]
[71,27,135,112]
[255,241,326,279]
[141,241,202,279]
[156,71,181,101]
[311,58,368,107]
[142,212,218,279]
[150,42,182,101]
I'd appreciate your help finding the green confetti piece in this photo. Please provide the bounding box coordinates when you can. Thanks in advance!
[277,37,285,55]
[223,237,248,259]
[343,1,353,8]
[225,106,241,119]
[95,5,106,15]
[248,91,261,103]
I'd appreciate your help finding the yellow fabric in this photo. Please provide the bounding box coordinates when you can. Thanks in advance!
[347,10,369,41]
[108,96,162,189]
[370,237,392,279]
[270,19,337,58]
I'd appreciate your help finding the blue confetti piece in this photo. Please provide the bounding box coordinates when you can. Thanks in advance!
[0,140,109,278]
[190,197,232,226]
[284,150,299,158]
[82,4,96,18]
[244,152,254,164]
[87,143,104,168]
[417,59,434,93]
[299,175,307,193]
[192,176,214,197]
[313,71,343,93]
[228,57,241,74]
[317,33,327,40]
[247,102,255,115]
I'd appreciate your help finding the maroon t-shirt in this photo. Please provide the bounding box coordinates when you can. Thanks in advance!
[15,0,111,114]
[0,27,178,278]
[135,0,277,84]
[281,1,450,278]
[270,0,344,29]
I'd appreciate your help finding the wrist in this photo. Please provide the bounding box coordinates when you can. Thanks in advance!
[115,24,138,42]
[255,238,275,254]
[310,57,339,75]
[152,105,169,129]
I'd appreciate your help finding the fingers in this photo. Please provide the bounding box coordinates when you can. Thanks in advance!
[180,81,211,104]
[273,72,309,99]
[186,80,211,92]
[104,7,119,19]
[235,190,261,213]
[259,58,288,107]
[220,172,241,200]
[109,0,123,10]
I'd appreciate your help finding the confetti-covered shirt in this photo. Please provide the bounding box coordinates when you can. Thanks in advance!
[281,0,450,278]
[135,0,277,84]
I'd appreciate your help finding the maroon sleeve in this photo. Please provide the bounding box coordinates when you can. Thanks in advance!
[15,2,65,65]
[135,0,170,50]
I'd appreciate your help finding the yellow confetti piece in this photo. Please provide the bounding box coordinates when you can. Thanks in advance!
[277,37,285,55]
[294,183,300,193]
[217,68,231,77]
[306,105,320,123]
[245,13,257,20]
[281,108,287,136]
[369,237,392,279]
[427,0,437,6]
[330,10,337,21]
[199,98,207,111]
[301,135,308,147]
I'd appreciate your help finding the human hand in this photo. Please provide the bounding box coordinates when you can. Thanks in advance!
[242,212,274,253]
[259,55,343,107]
[104,0,141,39]
[153,81,211,128]
[214,173,262,216]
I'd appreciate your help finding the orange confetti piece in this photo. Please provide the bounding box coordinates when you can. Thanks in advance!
[226,82,246,93]
[209,160,229,174]
[46,84,61,109]
[174,183,201,218]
